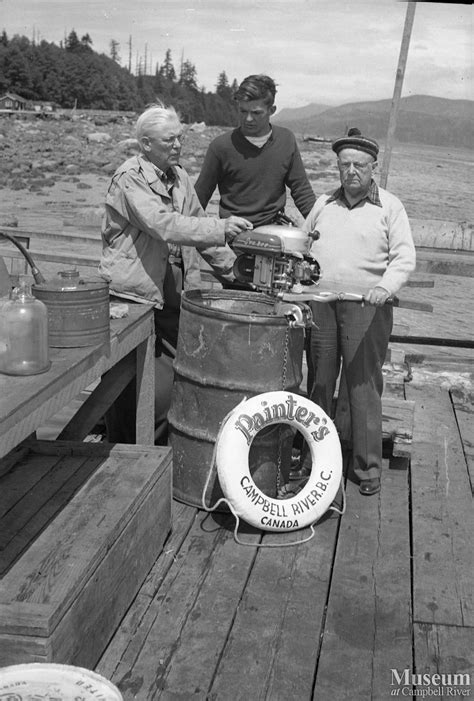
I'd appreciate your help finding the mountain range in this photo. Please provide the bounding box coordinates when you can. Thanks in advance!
[273,95,473,149]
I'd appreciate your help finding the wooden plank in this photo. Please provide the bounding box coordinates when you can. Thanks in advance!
[314,468,412,699]
[0,443,170,633]
[384,380,407,401]
[57,353,136,440]
[383,376,411,467]
[415,248,474,278]
[0,632,50,664]
[0,305,155,458]
[106,509,260,697]
[396,344,474,390]
[0,470,171,667]
[0,453,90,541]
[0,253,10,295]
[0,454,102,575]
[410,219,473,251]
[211,512,340,700]
[0,224,100,246]
[50,460,172,668]
[150,520,262,698]
[0,310,148,431]
[392,274,474,346]
[383,397,415,459]
[0,443,30,479]
[334,390,414,459]
[135,322,156,445]
[25,439,155,458]
[0,451,62,519]
[414,622,474,687]
[4,221,474,256]
[0,441,172,668]
[406,384,473,627]
[96,500,197,681]
[451,391,474,492]
[383,397,414,441]
[36,388,103,441]
[0,246,101,268]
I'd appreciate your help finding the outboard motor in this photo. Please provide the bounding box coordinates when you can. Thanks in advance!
[232,224,320,295]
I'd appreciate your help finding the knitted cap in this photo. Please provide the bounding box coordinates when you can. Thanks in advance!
[332,127,379,160]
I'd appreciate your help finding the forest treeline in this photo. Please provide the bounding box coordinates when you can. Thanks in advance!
[0,30,240,125]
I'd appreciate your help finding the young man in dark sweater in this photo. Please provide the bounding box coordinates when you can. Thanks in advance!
[194,74,316,227]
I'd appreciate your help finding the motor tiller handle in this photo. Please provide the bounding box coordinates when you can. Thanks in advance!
[279,289,433,313]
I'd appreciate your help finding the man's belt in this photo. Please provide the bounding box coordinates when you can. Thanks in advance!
[168,254,183,266]
[168,243,183,266]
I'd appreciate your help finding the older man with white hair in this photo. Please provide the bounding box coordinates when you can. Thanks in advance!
[99,102,251,443]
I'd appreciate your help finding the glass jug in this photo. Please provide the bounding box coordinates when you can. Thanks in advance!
[0,281,51,375]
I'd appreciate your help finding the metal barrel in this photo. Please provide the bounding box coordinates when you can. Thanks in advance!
[168,289,305,510]
[32,280,110,347]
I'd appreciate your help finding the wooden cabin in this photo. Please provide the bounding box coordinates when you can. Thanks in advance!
[0,92,27,111]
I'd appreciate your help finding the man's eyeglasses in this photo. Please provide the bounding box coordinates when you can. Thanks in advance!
[337,160,374,172]
[162,134,185,146]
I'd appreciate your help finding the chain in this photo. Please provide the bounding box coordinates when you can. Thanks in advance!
[281,324,289,391]
[275,325,290,494]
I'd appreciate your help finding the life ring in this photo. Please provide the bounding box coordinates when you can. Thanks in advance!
[216,391,342,532]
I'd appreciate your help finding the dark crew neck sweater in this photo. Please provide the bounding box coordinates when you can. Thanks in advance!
[195,125,315,227]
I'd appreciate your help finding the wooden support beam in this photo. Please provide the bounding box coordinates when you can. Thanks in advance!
[380,2,417,188]
[390,334,474,349]
[57,353,136,441]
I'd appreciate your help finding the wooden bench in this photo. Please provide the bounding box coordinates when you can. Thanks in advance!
[0,439,172,668]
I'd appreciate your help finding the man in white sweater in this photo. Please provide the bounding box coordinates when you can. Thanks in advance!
[302,128,416,495]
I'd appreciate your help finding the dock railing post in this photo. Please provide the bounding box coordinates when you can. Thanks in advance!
[380,1,417,189]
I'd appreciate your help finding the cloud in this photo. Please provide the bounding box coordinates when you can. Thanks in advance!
[1,0,471,107]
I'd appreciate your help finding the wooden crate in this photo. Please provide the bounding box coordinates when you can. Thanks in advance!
[0,439,172,668]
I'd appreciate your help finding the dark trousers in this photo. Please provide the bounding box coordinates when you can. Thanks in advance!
[307,300,393,480]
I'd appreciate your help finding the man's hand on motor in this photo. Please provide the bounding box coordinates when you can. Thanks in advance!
[224,216,253,244]
[365,285,392,306]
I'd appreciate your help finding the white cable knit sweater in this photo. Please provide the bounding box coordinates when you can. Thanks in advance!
[304,186,416,296]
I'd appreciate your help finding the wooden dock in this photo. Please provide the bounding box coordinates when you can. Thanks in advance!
[2,365,472,698]
[46,272,471,698]
[1,225,473,698]
[90,378,472,700]
[95,247,471,698]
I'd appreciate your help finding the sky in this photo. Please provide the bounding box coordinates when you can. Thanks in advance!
[1,0,472,110]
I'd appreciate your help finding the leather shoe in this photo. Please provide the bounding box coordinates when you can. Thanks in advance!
[359,477,381,495]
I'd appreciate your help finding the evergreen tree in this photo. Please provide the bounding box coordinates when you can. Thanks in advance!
[110,39,120,64]
[0,31,240,123]
[179,59,197,90]
[153,64,167,98]
[80,33,93,51]
[136,74,157,106]
[2,41,32,95]
[216,71,230,97]
[159,49,176,82]
[65,30,80,52]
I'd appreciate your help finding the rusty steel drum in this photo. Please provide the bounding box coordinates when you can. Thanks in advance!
[168,289,305,510]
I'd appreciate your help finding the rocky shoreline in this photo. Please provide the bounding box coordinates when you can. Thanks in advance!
[1,110,473,230]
